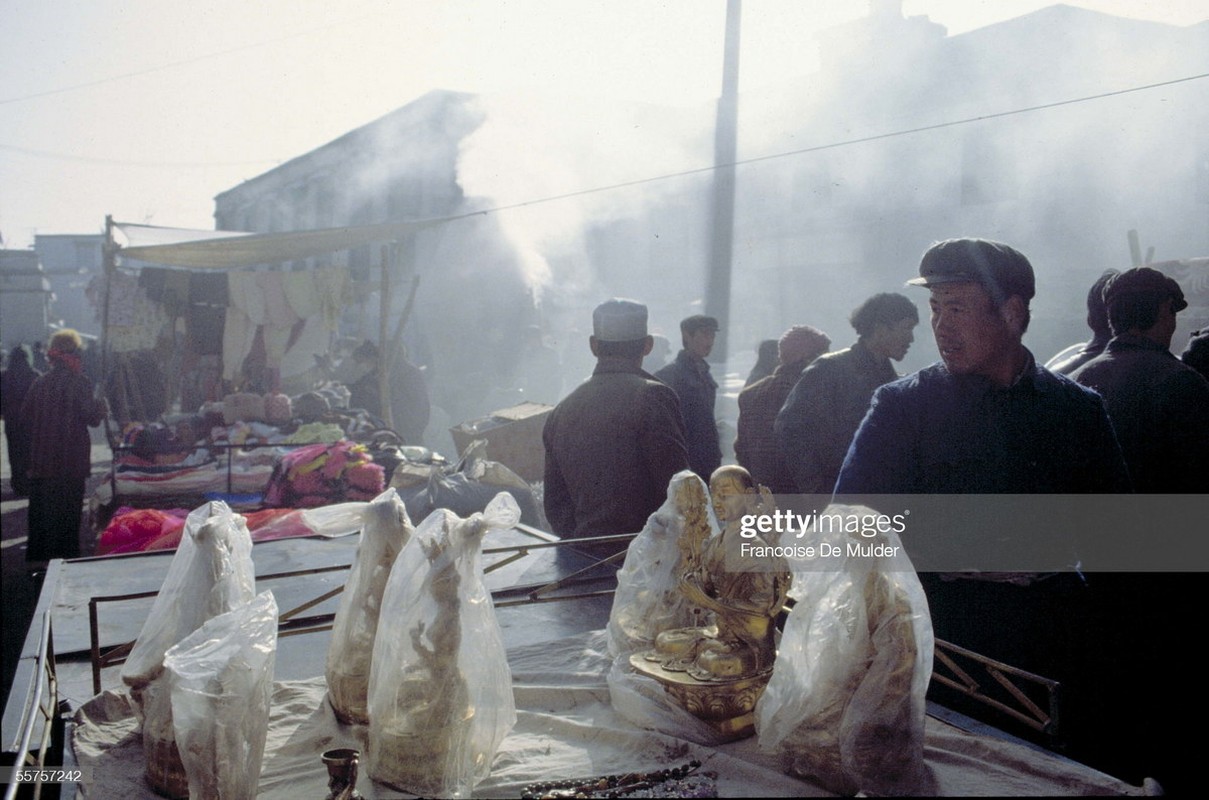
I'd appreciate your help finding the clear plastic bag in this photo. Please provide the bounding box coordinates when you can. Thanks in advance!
[121,501,257,691]
[755,503,934,796]
[606,470,716,658]
[163,590,279,800]
[366,492,520,798]
[299,501,371,538]
[391,438,543,527]
[119,501,257,798]
[606,470,735,745]
[325,487,413,724]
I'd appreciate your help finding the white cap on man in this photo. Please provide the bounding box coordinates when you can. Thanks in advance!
[593,298,648,342]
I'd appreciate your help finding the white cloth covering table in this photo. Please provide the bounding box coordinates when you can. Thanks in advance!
[71,629,1149,798]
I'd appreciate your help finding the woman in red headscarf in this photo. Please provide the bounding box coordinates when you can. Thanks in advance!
[20,329,108,571]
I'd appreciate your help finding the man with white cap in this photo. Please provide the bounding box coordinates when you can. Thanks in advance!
[542,298,690,559]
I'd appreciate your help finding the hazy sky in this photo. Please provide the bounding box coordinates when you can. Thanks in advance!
[1,0,1205,249]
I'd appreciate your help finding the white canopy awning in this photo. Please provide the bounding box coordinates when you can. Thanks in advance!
[112,216,462,270]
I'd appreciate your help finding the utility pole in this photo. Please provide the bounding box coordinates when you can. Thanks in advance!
[705,0,741,365]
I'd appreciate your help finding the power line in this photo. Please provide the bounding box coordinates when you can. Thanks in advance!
[1,72,1203,191]
[475,72,1209,215]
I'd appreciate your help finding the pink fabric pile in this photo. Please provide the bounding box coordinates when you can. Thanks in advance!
[263,440,384,508]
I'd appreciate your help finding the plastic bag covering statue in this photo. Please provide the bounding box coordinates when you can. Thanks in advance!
[754,504,934,797]
[119,501,256,799]
[366,492,520,798]
[611,467,791,744]
[606,469,715,659]
[644,465,788,681]
[606,470,738,746]
[326,487,414,724]
[163,590,278,800]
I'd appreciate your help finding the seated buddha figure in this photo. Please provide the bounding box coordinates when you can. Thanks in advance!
[645,465,790,682]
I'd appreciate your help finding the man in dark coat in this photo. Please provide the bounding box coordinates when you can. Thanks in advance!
[1181,327,1209,381]
[1,345,41,496]
[21,329,108,568]
[542,299,689,559]
[775,293,918,495]
[834,239,1135,785]
[734,325,830,494]
[655,314,721,482]
[1069,267,1209,493]
[1067,267,1207,795]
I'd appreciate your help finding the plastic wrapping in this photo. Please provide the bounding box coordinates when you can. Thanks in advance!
[391,438,543,527]
[299,501,371,538]
[606,470,716,658]
[163,590,278,800]
[119,501,257,798]
[325,488,414,724]
[605,471,734,745]
[366,492,520,798]
[754,504,934,796]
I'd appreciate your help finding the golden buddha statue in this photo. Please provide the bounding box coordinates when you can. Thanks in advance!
[631,465,791,738]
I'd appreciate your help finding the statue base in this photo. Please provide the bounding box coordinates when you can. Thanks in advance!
[628,653,772,741]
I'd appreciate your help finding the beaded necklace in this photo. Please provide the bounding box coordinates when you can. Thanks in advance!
[519,760,708,799]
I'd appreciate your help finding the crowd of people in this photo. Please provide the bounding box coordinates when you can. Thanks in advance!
[2,234,1206,792]
[539,237,1207,794]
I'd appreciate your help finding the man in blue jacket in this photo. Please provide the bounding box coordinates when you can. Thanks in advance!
[834,238,1132,783]
[835,240,1128,496]
[655,314,722,482]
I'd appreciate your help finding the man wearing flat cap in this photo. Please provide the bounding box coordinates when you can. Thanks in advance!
[1069,267,1209,492]
[835,238,1128,494]
[655,314,723,482]
[1069,269,1208,795]
[542,299,690,559]
[832,238,1131,778]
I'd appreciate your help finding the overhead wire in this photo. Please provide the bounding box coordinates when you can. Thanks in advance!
[1,72,1204,199]
[473,71,1209,216]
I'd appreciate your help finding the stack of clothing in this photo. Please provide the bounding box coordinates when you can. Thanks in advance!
[263,440,384,508]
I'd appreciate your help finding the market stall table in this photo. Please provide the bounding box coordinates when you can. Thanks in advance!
[5,528,1153,798]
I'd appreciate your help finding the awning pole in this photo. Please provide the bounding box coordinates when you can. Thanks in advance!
[378,244,394,429]
[100,216,117,449]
